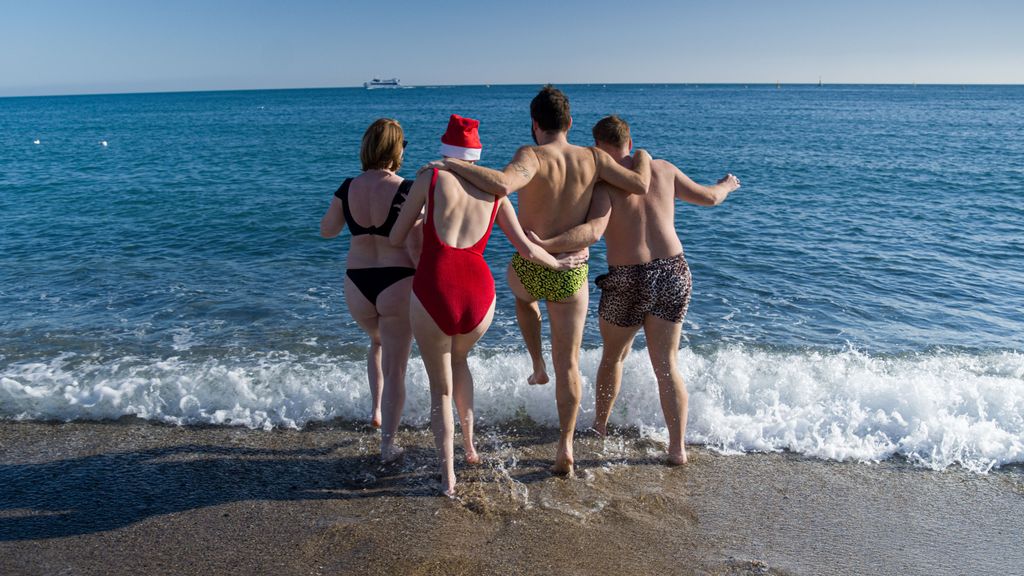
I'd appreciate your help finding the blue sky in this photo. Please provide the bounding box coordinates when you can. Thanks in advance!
[2,0,1022,96]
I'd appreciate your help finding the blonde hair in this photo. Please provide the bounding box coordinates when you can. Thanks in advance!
[360,118,404,171]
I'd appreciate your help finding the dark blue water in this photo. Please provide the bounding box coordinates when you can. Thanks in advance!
[3,85,1021,361]
[2,86,1023,470]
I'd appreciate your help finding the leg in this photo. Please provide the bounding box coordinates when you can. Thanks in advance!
[507,262,548,385]
[545,287,589,476]
[367,334,383,428]
[344,277,383,427]
[377,313,413,462]
[643,315,688,465]
[451,298,496,465]
[410,296,457,495]
[376,277,415,462]
[593,318,639,436]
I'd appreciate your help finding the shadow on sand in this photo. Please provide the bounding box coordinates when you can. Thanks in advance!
[0,439,437,541]
[0,420,678,541]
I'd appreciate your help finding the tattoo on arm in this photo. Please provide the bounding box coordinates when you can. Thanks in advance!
[511,161,530,180]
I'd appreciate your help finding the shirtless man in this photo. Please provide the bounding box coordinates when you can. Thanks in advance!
[530,115,740,464]
[442,86,652,475]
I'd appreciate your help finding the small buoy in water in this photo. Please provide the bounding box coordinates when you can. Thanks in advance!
[100,140,108,147]
[33,139,40,145]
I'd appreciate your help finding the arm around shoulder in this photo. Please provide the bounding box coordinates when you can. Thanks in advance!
[444,146,538,197]
[595,147,651,195]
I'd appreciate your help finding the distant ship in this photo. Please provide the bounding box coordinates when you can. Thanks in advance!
[364,78,401,89]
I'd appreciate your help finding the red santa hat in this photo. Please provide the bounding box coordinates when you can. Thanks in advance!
[438,114,482,161]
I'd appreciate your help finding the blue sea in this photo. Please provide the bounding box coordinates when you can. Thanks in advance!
[2,84,1022,472]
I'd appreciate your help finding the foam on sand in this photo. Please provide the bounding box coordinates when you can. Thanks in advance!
[2,346,1022,472]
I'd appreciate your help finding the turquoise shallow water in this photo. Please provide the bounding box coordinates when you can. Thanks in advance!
[2,85,1023,469]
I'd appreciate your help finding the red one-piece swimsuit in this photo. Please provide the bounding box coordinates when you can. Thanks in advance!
[413,168,499,336]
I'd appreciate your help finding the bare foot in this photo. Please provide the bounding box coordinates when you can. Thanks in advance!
[667,449,688,466]
[381,444,405,464]
[527,369,549,386]
[591,421,607,437]
[440,472,457,497]
[370,411,382,429]
[550,448,575,477]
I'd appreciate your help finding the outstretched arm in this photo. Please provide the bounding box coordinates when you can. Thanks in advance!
[528,186,611,253]
[594,147,651,195]
[389,175,428,247]
[496,199,584,271]
[674,166,741,206]
[444,146,539,198]
[320,197,346,238]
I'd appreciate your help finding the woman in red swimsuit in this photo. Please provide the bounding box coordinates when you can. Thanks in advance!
[320,118,416,463]
[391,115,581,496]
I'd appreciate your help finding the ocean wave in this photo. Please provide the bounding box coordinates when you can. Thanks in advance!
[2,346,1022,472]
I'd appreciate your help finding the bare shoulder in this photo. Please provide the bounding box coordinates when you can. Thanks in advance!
[431,169,463,196]
[435,169,459,183]
[651,158,677,173]
[526,144,550,162]
[507,146,540,181]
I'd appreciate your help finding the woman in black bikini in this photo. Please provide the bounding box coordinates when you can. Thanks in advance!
[320,118,416,462]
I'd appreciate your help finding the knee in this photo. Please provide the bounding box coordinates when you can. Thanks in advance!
[516,300,541,318]
[429,376,452,399]
[655,368,684,390]
[383,365,407,384]
[599,353,625,372]
[552,359,580,381]
[551,347,580,375]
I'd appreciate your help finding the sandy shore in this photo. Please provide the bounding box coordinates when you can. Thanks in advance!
[1,420,1022,576]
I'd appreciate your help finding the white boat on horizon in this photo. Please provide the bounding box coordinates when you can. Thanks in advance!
[364,78,401,89]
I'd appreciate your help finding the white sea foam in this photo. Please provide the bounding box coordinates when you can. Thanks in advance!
[2,347,1022,472]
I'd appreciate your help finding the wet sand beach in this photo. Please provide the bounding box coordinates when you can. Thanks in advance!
[1,420,1022,576]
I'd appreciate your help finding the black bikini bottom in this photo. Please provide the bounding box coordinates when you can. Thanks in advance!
[346,267,415,305]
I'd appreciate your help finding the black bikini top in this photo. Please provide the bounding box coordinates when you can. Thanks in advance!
[334,177,413,236]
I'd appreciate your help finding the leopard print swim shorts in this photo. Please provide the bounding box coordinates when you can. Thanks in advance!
[595,253,692,327]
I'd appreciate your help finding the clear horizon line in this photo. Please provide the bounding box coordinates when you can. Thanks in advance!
[3,81,1023,100]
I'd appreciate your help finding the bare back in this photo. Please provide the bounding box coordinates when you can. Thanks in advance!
[345,172,416,269]
[517,143,601,239]
[430,170,497,248]
[602,159,683,266]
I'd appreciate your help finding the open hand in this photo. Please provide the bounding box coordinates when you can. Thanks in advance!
[553,247,589,270]
[417,161,446,176]
[443,158,468,168]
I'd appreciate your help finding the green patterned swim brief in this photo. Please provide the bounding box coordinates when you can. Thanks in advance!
[510,253,589,302]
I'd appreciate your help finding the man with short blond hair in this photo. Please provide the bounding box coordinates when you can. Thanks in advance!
[531,114,740,464]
